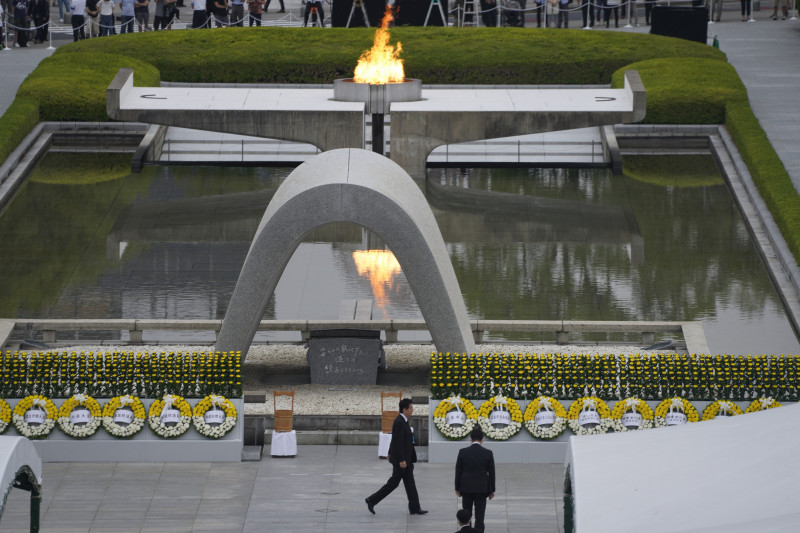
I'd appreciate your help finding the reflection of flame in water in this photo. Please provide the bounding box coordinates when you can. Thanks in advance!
[352,249,402,313]
[353,6,404,84]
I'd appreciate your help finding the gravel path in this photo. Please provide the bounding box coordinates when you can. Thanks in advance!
[62,343,670,416]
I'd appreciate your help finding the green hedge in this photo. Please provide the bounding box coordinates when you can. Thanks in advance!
[57,27,725,84]
[16,52,160,122]
[612,57,800,268]
[0,97,39,166]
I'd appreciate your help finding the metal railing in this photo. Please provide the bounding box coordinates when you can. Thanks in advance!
[5,318,694,346]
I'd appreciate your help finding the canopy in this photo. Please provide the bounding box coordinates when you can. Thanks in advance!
[0,436,42,517]
[565,402,800,533]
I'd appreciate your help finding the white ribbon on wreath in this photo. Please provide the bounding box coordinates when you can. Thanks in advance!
[494,395,508,411]
[74,393,88,405]
[718,401,733,416]
[537,398,553,412]
[31,398,47,409]
[581,398,598,413]
[625,397,638,413]
[119,395,135,407]
[210,395,226,408]
[446,394,462,411]
[162,395,176,411]
[760,397,774,409]
[669,398,684,413]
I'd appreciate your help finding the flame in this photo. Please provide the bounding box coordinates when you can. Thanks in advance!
[352,249,402,312]
[353,6,405,85]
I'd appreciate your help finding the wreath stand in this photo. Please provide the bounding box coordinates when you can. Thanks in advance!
[378,391,401,458]
[271,390,296,458]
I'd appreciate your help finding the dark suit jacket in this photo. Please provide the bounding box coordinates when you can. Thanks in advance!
[388,414,416,467]
[454,526,480,533]
[455,442,495,494]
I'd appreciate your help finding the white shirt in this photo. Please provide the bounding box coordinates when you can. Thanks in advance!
[98,0,114,15]
[0,4,4,27]
[192,0,206,10]
[72,0,87,14]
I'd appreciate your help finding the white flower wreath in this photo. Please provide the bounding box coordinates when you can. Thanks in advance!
[523,396,567,440]
[12,395,57,439]
[567,397,613,436]
[148,394,192,439]
[610,398,654,432]
[433,395,478,440]
[701,400,743,421]
[192,394,238,439]
[477,395,523,441]
[654,397,699,428]
[57,393,103,439]
[102,395,146,439]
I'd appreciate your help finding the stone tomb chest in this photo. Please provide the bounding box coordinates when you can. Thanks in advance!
[306,329,385,385]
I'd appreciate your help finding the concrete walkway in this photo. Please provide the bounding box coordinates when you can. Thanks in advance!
[0,445,564,532]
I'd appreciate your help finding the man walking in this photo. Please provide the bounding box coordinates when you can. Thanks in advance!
[365,398,428,516]
[455,428,495,533]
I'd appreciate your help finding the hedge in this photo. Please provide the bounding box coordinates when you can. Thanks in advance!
[612,57,800,269]
[16,52,160,122]
[57,27,724,84]
[0,97,39,167]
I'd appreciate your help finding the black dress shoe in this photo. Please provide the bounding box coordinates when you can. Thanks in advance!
[365,498,375,514]
[411,509,429,515]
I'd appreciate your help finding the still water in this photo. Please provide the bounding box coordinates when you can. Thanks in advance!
[0,153,797,354]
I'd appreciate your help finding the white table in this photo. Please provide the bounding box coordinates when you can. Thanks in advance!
[270,430,297,457]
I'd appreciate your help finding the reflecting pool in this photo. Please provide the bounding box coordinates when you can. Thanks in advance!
[0,153,797,355]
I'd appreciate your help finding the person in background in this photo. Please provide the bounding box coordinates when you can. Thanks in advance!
[133,0,148,30]
[302,0,324,26]
[191,0,207,27]
[479,0,496,26]
[740,0,751,20]
[152,0,165,29]
[545,0,557,27]
[557,0,569,26]
[97,0,115,34]
[13,0,30,46]
[31,0,49,43]
[85,0,98,37]
[603,0,618,27]
[229,0,242,24]
[533,0,544,26]
[119,0,134,32]
[212,0,226,26]
[55,0,68,21]
[455,428,495,533]
[263,0,282,13]
[643,0,653,24]
[581,0,593,27]
[246,0,261,25]
[0,3,5,49]
[163,0,176,28]
[70,0,85,40]
[454,509,480,533]
[771,0,788,19]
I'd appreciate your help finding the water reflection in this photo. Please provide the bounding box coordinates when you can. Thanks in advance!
[0,154,796,355]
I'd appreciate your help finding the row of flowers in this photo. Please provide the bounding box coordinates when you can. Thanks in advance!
[430,352,800,401]
[0,350,242,399]
[434,394,782,441]
[0,394,238,440]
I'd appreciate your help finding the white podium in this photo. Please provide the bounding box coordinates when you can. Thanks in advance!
[378,432,392,458]
[271,430,297,457]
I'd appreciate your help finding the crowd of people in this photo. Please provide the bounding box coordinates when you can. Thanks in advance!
[0,0,796,49]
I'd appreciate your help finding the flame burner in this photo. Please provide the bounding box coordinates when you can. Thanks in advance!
[333,78,423,155]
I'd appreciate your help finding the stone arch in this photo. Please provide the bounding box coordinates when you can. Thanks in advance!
[215,148,476,358]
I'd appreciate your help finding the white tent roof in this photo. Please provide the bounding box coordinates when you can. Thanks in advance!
[0,436,42,513]
[565,402,800,533]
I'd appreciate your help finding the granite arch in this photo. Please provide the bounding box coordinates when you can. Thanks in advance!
[215,148,476,358]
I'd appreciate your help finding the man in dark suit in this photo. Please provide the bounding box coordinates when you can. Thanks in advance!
[455,427,495,533]
[454,508,480,533]
[365,398,428,515]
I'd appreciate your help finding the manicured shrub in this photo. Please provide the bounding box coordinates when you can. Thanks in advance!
[0,97,39,166]
[59,27,725,84]
[16,52,160,122]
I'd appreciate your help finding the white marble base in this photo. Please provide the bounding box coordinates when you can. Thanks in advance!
[271,430,297,457]
[378,431,392,458]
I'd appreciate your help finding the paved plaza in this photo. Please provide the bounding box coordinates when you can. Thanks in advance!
[0,445,564,532]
